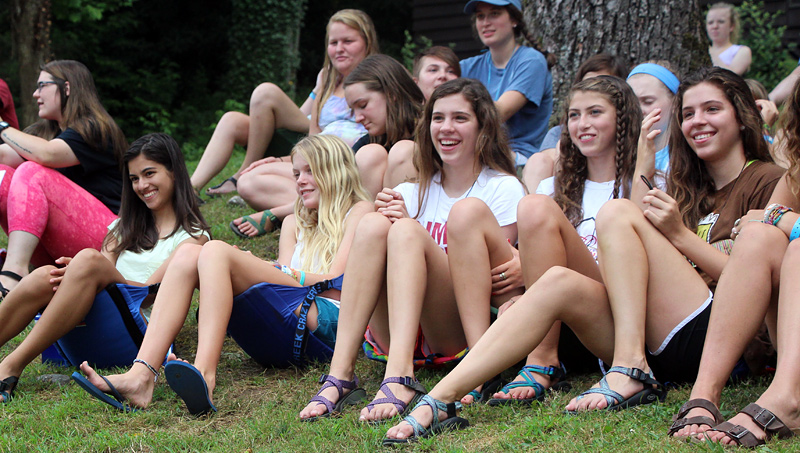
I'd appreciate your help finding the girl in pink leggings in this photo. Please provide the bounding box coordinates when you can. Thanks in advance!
[0,60,125,297]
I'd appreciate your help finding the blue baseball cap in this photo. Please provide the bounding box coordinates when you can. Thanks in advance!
[464,0,522,14]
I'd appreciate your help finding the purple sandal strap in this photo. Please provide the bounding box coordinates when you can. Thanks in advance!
[308,374,359,415]
[366,376,425,412]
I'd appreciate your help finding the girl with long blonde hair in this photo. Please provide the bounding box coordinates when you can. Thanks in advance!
[74,135,372,415]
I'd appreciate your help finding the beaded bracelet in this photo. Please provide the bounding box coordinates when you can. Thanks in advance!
[763,203,793,226]
[274,263,305,284]
[790,217,800,241]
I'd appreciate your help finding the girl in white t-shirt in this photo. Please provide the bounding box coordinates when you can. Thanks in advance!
[299,78,525,423]
[456,76,640,407]
[0,133,208,403]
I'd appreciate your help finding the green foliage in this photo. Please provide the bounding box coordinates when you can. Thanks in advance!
[52,0,136,22]
[737,0,797,90]
[226,0,307,104]
[401,30,434,73]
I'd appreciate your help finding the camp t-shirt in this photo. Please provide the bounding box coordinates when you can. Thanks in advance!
[394,167,526,252]
[56,128,122,214]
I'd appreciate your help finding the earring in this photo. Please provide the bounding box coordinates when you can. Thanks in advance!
[740,125,745,130]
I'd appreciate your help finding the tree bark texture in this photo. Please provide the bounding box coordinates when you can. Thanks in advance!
[10,0,52,128]
[524,0,709,117]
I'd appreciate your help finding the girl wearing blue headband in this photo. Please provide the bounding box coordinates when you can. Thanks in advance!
[627,61,680,174]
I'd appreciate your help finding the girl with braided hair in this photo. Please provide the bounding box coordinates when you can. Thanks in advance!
[455,75,640,406]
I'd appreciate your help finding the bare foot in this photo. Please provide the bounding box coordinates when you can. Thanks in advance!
[360,380,418,422]
[565,367,649,412]
[79,361,156,409]
[705,391,800,446]
[206,177,237,196]
[298,374,355,420]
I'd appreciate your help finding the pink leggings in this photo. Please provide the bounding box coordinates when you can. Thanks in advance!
[0,162,117,267]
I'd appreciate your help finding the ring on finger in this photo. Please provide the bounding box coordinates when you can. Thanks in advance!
[500,272,506,281]
[734,218,741,227]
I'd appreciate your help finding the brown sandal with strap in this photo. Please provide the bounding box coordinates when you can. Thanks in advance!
[668,398,724,437]
[709,403,795,447]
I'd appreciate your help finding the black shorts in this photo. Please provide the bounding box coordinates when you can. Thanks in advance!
[646,295,713,385]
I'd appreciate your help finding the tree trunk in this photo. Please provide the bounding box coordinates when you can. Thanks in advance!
[10,0,52,129]
[524,0,709,116]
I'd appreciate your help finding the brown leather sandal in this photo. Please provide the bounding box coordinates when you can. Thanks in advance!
[709,403,795,447]
[668,398,724,437]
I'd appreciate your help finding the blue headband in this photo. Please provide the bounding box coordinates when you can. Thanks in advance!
[627,63,680,94]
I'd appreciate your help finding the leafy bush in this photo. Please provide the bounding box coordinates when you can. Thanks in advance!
[738,0,797,89]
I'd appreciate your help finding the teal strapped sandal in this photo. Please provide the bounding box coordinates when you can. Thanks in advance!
[568,366,667,414]
[381,395,469,446]
[229,210,280,239]
[488,364,571,406]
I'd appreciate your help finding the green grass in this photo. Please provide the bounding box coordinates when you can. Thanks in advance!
[0,154,790,452]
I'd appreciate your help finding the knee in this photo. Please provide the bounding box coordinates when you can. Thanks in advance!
[522,152,554,178]
[447,198,492,236]
[26,265,58,296]
[356,212,393,242]
[250,83,283,109]
[198,240,232,262]
[783,238,800,264]
[70,248,107,270]
[387,217,426,246]
[595,198,640,234]
[356,145,389,174]
[13,161,49,184]
[236,171,259,200]
[517,194,560,233]
[171,242,203,268]
[736,222,788,256]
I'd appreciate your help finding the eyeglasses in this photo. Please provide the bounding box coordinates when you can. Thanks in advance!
[35,81,58,92]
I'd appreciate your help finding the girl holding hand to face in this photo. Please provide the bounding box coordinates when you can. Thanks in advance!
[300,78,525,424]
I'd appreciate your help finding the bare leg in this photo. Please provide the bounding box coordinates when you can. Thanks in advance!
[79,244,204,409]
[361,218,464,421]
[707,239,800,445]
[385,266,616,440]
[496,194,601,402]
[567,199,711,412]
[0,249,125,381]
[673,222,787,438]
[383,143,416,189]
[191,112,249,192]
[0,230,38,291]
[192,241,299,402]
[236,162,297,210]
[521,148,557,193]
[240,83,310,175]
[355,144,389,200]
[299,213,393,419]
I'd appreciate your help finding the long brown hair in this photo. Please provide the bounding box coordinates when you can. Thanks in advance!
[667,67,773,228]
[35,60,127,163]
[777,77,800,195]
[344,55,424,148]
[555,76,641,227]
[314,9,380,122]
[471,5,556,69]
[413,78,516,217]
[106,133,208,254]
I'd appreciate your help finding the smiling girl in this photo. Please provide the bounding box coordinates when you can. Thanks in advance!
[0,60,126,297]
[461,0,554,166]
[299,78,525,424]
[74,135,372,415]
[0,133,208,403]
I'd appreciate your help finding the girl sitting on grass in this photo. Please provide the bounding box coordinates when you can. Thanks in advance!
[73,134,371,415]
[0,133,208,403]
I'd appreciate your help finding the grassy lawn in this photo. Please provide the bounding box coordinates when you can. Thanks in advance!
[0,153,788,452]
